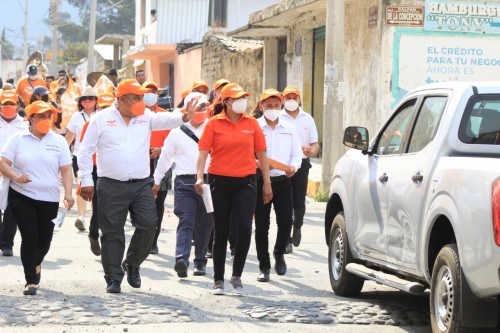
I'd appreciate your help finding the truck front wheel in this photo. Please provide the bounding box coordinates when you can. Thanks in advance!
[328,211,364,296]
[430,244,474,333]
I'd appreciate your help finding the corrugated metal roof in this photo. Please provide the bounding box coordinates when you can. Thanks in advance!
[157,0,210,44]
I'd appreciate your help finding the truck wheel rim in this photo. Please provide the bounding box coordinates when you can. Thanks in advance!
[331,229,344,280]
[434,265,453,331]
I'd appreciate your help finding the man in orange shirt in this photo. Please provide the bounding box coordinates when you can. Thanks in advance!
[16,65,49,106]
[143,81,171,254]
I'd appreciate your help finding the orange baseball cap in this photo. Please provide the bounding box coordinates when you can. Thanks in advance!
[25,101,56,117]
[214,79,230,91]
[282,86,301,98]
[0,90,18,104]
[98,93,115,108]
[192,80,209,91]
[220,83,250,101]
[116,79,150,97]
[181,89,191,100]
[259,88,282,102]
[143,81,159,91]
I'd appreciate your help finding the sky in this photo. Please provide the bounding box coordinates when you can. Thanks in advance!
[1,0,79,52]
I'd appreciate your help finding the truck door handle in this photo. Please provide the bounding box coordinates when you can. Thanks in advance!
[412,171,423,183]
[379,173,388,183]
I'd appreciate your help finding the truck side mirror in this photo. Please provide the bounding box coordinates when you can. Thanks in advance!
[343,126,369,151]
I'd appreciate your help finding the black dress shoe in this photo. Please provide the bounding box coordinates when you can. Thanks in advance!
[174,259,188,278]
[122,261,141,288]
[1,248,13,256]
[292,226,302,247]
[106,280,121,293]
[284,242,293,254]
[257,269,270,282]
[150,244,159,254]
[274,253,287,276]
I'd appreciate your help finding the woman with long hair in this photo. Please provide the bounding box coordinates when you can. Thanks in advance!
[65,87,98,231]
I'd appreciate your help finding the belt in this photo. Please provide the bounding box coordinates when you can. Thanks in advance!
[177,174,207,179]
[270,175,287,183]
[99,177,146,183]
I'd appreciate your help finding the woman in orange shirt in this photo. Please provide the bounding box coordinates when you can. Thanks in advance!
[195,83,272,295]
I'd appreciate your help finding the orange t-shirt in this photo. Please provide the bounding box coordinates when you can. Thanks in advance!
[15,77,49,106]
[150,106,170,148]
[79,121,97,165]
[198,111,266,177]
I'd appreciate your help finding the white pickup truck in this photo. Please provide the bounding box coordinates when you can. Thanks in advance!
[325,82,500,333]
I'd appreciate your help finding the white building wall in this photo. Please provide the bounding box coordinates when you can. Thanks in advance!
[226,0,280,32]
[156,0,210,43]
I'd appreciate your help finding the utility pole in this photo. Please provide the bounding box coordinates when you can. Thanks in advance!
[87,0,97,73]
[50,0,59,75]
[23,0,28,61]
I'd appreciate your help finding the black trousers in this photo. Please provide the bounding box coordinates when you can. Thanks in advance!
[149,158,170,248]
[0,205,18,251]
[209,174,257,282]
[8,188,58,284]
[255,176,293,270]
[88,166,99,240]
[290,158,311,231]
[97,177,157,283]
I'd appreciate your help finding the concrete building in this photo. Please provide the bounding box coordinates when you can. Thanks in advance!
[223,0,500,191]
[125,0,278,104]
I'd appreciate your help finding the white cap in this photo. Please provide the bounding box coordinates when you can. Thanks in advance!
[183,92,208,109]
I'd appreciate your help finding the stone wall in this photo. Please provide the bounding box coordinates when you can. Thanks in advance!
[202,35,264,111]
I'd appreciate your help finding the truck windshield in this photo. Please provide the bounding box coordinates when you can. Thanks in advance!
[459,97,500,145]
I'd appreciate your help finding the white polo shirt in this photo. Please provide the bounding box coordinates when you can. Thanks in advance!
[78,105,185,187]
[1,129,72,202]
[66,110,95,156]
[279,108,319,158]
[257,117,302,177]
[153,121,210,185]
[0,115,29,151]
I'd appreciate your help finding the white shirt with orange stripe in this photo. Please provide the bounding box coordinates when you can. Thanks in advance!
[279,108,319,158]
[77,105,185,187]
[257,117,302,177]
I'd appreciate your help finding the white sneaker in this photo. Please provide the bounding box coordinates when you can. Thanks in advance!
[229,276,243,295]
[212,280,224,295]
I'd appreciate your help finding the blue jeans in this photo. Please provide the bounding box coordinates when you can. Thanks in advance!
[173,175,212,266]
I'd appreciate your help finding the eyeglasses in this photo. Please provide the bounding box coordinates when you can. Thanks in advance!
[81,96,97,101]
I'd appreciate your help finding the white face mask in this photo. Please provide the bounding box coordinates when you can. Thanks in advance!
[231,99,247,113]
[29,75,38,81]
[143,93,158,107]
[284,99,299,111]
[264,109,281,121]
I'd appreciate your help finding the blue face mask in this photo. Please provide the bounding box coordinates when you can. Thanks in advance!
[143,93,158,107]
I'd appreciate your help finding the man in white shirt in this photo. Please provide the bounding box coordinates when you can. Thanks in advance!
[0,90,29,257]
[279,86,320,254]
[153,92,213,278]
[255,89,302,282]
[78,79,195,293]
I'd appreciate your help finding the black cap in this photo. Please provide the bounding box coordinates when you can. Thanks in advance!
[33,86,49,95]
[108,68,118,76]
[27,65,38,74]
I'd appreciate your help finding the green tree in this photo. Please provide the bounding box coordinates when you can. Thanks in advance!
[63,41,88,66]
[0,27,15,60]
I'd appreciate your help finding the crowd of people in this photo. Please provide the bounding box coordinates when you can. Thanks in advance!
[0,64,319,296]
